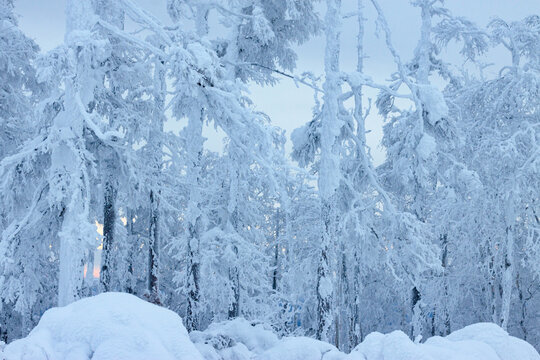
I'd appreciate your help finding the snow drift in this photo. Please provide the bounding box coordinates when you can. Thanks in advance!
[1,292,203,360]
[190,318,540,360]
[2,293,539,360]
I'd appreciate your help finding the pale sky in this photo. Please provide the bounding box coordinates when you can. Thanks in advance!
[14,0,540,165]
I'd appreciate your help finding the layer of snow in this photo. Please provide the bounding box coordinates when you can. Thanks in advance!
[347,323,540,360]
[190,318,344,360]
[2,294,539,360]
[417,84,449,125]
[2,292,203,360]
[189,318,539,360]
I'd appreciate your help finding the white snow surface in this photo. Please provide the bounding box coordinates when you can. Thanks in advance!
[2,293,539,360]
[1,292,203,360]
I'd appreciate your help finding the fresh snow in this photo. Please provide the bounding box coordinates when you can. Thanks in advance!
[5,293,537,360]
[1,293,203,360]
[417,84,449,125]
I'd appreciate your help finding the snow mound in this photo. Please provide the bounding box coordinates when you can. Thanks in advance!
[2,292,203,360]
[443,323,540,360]
[2,296,539,360]
[191,319,540,360]
[347,323,540,360]
[190,318,344,360]
[190,318,279,360]
[258,337,344,360]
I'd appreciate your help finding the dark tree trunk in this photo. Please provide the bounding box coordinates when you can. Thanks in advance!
[228,245,240,319]
[125,207,136,294]
[147,189,160,303]
[186,222,201,331]
[272,209,281,291]
[100,175,117,292]
[411,286,421,337]
[316,201,333,342]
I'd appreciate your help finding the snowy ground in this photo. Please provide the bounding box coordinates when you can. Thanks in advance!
[2,293,539,360]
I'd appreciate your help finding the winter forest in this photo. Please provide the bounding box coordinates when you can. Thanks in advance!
[1,0,540,358]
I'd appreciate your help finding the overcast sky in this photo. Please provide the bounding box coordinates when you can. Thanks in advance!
[14,0,540,165]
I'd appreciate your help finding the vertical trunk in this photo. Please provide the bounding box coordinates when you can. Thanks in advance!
[500,228,514,330]
[58,202,87,306]
[186,218,201,331]
[57,0,94,307]
[411,286,422,339]
[489,253,498,324]
[409,1,433,336]
[228,243,240,319]
[125,207,136,294]
[226,159,241,320]
[184,6,209,330]
[147,189,160,302]
[97,0,124,293]
[317,0,342,343]
[440,234,451,335]
[316,212,332,341]
[0,301,7,343]
[100,169,117,292]
[337,245,348,351]
[500,192,515,330]
[515,273,528,340]
[185,110,204,330]
[146,54,166,304]
[272,209,281,291]
[349,1,365,348]
[350,249,363,346]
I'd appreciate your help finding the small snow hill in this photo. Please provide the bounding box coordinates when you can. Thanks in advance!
[2,292,540,360]
[1,292,203,360]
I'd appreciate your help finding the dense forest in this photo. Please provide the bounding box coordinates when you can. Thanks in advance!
[0,0,539,354]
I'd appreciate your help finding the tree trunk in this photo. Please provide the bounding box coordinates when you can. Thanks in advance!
[228,244,240,319]
[515,273,528,340]
[316,0,342,343]
[100,171,117,292]
[145,54,166,304]
[440,234,451,335]
[411,286,422,339]
[57,0,95,307]
[317,201,333,342]
[125,207,136,294]
[272,209,281,292]
[147,189,160,302]
[96,0,124,293]
[500,192,516,330]
[186,219,201,331]
[184,108,204,330]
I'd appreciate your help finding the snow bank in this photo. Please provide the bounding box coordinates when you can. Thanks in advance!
[347,323,540,360]
[190,318,344,360]
[191,320,538,360]
[2,294,539,360]
[2,292,203,360]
